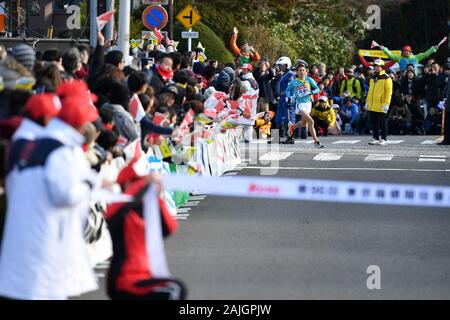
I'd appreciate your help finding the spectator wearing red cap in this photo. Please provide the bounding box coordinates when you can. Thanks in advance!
[6,93,61,153]
[0,81,99,300]
[379,43,439,73]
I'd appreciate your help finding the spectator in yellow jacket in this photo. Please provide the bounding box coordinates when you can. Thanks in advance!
[340,68,362,99]
[254,111,275,139]
[366,59,393,146]
[310,96,336,136]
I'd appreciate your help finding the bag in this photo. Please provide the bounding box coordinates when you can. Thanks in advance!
[84,203,106,244]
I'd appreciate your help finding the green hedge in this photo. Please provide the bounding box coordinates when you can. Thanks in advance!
[129,5,234,64]
[173,21,234,64]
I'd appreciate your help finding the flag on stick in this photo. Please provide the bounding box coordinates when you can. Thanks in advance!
[97,9,115,32]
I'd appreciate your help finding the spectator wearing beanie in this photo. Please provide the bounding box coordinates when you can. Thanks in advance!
[10,44,36,72]
[214,71,231,94]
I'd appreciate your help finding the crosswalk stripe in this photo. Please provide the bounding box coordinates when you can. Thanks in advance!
[182,201,200,207]
[313,153,344,161]
[419,158,446,162]
[420,155,446,158]
[364,154,394,161]
[259,152,293,161]
[332,140,361,144]
[419,155,446,162]
[420,139,443,145]
[189,196,207,201]
[223,172,239,176]
[386,140,404,144]
[295,140,315,144]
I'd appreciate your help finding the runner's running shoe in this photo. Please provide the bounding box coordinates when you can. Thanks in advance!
[314,141,324,149]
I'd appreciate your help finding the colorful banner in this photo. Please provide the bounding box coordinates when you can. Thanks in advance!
[162,175,450,208]
[358,49,402,59]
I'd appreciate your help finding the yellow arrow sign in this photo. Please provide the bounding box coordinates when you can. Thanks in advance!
[359,49,402,59]
[176,4,201,30]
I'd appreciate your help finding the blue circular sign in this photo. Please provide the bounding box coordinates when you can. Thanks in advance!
[142,5,168,30]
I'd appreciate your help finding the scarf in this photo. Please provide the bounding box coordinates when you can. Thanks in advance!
[156,64,174,83]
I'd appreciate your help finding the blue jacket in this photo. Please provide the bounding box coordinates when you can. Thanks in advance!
[276,70,296,97]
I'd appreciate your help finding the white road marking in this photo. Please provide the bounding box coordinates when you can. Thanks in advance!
[364,154,394,161]
[223,172,239,176]
[420,155,446,158]
[421,140,437,145]
[295,140,315,144]
[332,140,361,144]
[313,153,344,161]
[419,158,446,162]
[259,152,293,161]
[189,196,207,201]
[182,201,200,207]
[386,140,404,144]
[244,166,450,172]
[177,208,191,213]
[419,155,446,162]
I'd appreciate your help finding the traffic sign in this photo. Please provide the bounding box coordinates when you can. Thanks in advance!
[176,4,201,30]
[182,31,199,39]
[144,0,169,5]
[142,5,168,30]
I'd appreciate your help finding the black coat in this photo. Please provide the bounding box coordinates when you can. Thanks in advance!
[253,67,275,102]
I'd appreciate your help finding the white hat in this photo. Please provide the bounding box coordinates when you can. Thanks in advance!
[319,96,328,102]
[275,56,292,69]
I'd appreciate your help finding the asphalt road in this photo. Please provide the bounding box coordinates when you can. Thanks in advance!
[78,135,450,300]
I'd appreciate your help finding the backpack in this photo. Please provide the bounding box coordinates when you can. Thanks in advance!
[244,77,259,91]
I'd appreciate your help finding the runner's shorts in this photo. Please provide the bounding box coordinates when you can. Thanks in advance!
[295,102,312,114]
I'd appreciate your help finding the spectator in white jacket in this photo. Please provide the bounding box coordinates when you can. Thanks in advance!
[0,81,99,300]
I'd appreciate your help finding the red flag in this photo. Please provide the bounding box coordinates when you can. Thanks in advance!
[97,9,115,32]
[153,112,166,125]
[153,28,165,44]
[128,94,146,122]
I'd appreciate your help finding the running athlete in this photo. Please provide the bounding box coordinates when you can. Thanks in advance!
[284,60,323,148]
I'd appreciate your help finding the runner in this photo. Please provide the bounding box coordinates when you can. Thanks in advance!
[284,60,323,148]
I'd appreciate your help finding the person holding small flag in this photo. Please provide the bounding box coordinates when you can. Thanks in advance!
[376,37,447,73]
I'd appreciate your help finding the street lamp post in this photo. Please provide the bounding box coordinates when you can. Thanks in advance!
[89,0,97,47]
[118,0,130,63]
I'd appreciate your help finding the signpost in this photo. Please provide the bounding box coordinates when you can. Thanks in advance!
[176,4,201,52]
[181,31,199,39]
[142,5,168,31]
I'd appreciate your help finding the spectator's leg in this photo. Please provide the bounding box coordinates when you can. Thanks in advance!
[369,111,380,140]
[380,113,388,141]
